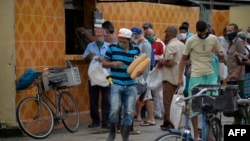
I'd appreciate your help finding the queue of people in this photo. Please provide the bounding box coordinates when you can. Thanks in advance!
[77,20,250,141]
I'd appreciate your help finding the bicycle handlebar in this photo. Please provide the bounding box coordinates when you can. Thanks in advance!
[176,88,216,103]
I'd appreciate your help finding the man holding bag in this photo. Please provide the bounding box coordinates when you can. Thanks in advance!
[83,27,111,129]
[157,26,185,130]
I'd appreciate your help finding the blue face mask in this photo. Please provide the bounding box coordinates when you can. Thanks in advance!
[227,32,237,41]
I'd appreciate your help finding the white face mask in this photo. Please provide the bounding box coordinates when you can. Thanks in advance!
[131,35,139,44]
[180,33,187,39]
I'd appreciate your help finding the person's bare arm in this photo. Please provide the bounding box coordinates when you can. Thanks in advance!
[102,58,124,68]
[177,54,187,87]
[211,47,224,62]
[158,59,175,68]
[76,27,95,42]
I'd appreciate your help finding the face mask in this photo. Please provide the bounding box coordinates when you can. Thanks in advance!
[146,36,154,43]
[179,33,187,40]
[227,32,237,41]
[119,41,129,49]
[197,32,209,39]
[131,36,139,44]
[96,41,104,46]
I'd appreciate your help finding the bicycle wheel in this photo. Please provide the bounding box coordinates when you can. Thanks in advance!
[59,91,80,132]
[210,117,222,141]
[16,97,54,139]
[155,133,185,141]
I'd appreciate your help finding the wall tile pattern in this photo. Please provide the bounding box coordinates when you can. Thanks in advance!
[212,10,229,36]
[96,2,229,37]
[15,0,89,125]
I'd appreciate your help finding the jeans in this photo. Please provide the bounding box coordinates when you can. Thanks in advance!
[109,84,137,126]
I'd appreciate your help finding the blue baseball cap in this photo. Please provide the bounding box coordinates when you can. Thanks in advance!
[131,27,142,35]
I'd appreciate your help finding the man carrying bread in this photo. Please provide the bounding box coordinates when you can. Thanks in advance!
[102,28,144,141]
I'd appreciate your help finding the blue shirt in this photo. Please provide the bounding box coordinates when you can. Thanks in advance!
[83,41,110,59]
[83,41,110,79]
[104,43,140,86]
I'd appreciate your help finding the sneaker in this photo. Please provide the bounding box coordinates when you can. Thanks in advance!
[88,122,100,128]
[160,124,174,131]
[101,123,110,129]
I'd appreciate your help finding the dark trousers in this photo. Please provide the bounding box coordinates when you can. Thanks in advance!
[162,81,177,127]
[88,80,111,125]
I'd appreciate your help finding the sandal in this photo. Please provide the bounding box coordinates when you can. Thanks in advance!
[140,121,156,126]
[129,129,141,135]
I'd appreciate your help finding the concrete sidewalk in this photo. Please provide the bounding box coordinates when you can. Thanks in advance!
[0,116,234,141]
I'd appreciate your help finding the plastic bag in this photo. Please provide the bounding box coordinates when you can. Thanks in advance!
[16,69,39,90]
[88,59,109,87]
[146,68,162,90]
[170,89,185,129]
[219,63,228,80]
[136,76,147,95]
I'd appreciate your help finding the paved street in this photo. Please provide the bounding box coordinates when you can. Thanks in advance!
[0,116,233,141]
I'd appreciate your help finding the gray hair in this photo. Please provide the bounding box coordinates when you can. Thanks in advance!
[237,31,247,41]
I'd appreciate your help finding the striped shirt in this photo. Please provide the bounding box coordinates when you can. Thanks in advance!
[104,43,140,86]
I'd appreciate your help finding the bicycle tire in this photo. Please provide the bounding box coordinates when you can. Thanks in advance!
[210,117,222,141]
[16,97,54,139]
[154,133,185,141]
[59,91,80,132]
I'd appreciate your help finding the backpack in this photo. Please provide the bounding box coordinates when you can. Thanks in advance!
[16,69,39,90]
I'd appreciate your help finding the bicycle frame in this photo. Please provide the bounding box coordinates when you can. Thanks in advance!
[169,88,221,141]
[168,103,194,141]
[36,76,67,121]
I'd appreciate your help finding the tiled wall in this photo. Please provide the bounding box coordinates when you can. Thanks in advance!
[15,0,90,124]
[212,10,229,36]
[14,1,229,125]
[15,0,65,98]
[97,2,199,40]
[97,2,229,37]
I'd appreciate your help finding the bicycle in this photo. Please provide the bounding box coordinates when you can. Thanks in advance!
[237,98,250,124]
[155,87,223,141]
[226,97,250,125]
[16,66,81,139]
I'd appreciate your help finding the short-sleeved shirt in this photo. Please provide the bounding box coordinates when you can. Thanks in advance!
[218,36,229,59]
[225,37,245,80]
[83,41,110,58]
[183,34,223,77]
[83,41,110,80]
[152,38,165,61]
[162,38,185,85]
[104,43,140,86]
[137,39,152,80]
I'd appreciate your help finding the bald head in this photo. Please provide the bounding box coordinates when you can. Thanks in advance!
[165,26,178,37]
[144,28,154,38]
[164,26,178,44]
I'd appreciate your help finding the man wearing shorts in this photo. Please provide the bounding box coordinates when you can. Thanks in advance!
[178,21,224,141]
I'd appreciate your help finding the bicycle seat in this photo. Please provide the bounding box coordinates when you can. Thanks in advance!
[237,99,250,107]
[201,103,214,113]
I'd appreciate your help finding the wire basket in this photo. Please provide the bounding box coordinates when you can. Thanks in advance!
[42,67,81,91]
[191,84,238,112]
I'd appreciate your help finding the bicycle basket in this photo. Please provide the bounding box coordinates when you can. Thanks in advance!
[16,69,39,90]
[191,84,238,112]
[42,67,81,91]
